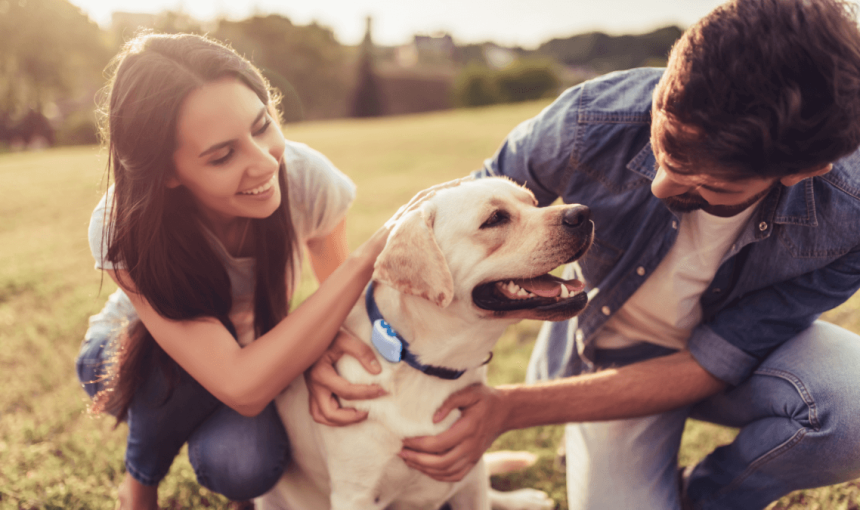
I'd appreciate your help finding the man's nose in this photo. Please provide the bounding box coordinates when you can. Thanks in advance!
[651,167,693,199]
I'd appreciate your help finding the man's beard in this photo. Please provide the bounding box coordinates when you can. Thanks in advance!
[661,192,709,213]
[661,186,773,217]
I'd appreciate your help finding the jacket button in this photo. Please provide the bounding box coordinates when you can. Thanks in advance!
[758,221,768,231]
[672,220,679,230]
[636,266,646,276]
[601,306,611,316]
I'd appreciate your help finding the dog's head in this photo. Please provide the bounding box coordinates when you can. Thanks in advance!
[373,177,593,322]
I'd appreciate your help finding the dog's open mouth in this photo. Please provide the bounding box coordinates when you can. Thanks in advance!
[472,273,587,312]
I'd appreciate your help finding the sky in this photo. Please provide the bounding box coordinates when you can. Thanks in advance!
[68,0,737,48]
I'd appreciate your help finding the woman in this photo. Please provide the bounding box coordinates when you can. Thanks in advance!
[76,32,430,509]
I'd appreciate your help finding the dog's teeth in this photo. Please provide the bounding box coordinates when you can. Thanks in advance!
[517,288,528,298]
[560,284,569,298]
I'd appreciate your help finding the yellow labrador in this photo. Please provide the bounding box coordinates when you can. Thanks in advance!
[258,177,593,510]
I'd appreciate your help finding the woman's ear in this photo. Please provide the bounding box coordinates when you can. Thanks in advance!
[165,176,181,188]
[780,163,833,187]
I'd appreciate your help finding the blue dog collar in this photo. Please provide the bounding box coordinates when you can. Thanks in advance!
[365,283,466,380]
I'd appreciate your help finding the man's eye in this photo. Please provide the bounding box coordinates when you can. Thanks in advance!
[480,210,509,229]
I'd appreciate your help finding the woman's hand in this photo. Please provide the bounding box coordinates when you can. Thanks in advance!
[358,176,476,262]
[305,328,387,426]
[398,383,510,482]
[385,175,476,230]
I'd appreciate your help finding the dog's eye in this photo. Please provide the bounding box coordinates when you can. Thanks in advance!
[480,210,510,229]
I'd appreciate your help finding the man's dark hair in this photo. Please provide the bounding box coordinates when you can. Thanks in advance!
[652,0,860,178]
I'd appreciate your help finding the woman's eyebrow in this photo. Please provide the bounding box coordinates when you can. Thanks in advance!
[198,106,268,158]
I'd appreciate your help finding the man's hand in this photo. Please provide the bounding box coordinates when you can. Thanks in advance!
[305,329,386,426]
[398,383,510,482]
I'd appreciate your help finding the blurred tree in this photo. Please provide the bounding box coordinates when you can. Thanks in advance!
[151,10,204,35]
[536,26,682,75]
[349,16,383,118]
[0,0,110,120]
[452,64,501,107]
[214,15,350,122]
[453,59,559,107]
[495,59,560,103]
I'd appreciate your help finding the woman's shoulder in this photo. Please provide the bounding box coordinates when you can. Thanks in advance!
[284,139,355,198]
[284,140,349,182]
[88,185,119,271]
[283,140,356,240]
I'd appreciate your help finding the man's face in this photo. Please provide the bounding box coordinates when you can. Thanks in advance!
[650,109,778,218]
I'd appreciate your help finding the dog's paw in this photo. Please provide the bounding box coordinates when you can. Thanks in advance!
[484,450,539,475]
[489,487,554,510]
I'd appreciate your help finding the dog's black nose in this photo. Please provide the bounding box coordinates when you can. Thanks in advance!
[563,204,591,230]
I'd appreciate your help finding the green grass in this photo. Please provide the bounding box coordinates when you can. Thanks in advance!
[1,102,859,509]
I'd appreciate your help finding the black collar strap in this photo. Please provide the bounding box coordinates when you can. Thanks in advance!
[365,282,466,380]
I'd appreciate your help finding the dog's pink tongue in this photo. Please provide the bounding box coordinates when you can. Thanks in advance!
[516,275,585,297]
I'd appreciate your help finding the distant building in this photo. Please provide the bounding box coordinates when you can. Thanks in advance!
[413,33,455,60]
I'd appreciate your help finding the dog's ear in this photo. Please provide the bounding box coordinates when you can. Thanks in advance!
[373,204,454,308]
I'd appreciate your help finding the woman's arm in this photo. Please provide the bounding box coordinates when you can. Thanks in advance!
[111,178,471,418]
[306,219,350,283]
[109,224,389,417]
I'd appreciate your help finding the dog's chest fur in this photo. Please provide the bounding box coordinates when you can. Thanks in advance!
[336,296,492,438]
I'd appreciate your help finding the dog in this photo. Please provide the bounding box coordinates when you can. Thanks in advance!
[257,177,593,510]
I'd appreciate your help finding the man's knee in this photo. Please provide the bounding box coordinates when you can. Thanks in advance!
[764,322,860,427]
[759,322,860,472]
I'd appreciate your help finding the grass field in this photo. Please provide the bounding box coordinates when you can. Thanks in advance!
[2,100,860,509]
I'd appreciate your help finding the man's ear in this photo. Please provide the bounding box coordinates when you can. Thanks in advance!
[373,203,454,308]
[780,163,833,187]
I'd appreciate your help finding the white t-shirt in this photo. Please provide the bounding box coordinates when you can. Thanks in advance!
[593,204,757,350]
[87,140,356,347]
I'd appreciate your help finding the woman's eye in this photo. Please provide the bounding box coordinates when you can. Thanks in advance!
[254,117,272,136]
[210,149,233,166]
[480,210,509,229]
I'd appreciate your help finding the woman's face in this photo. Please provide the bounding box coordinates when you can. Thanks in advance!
[170,76,286,230]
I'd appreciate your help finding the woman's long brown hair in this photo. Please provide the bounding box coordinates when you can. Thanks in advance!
[92,33,296,424]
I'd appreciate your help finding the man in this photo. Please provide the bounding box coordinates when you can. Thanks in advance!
[309,0,860,508]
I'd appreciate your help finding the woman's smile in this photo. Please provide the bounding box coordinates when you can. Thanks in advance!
[238,174,278,197]
[170,76,287,236]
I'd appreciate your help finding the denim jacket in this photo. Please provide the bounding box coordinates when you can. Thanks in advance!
[477,68,860,386]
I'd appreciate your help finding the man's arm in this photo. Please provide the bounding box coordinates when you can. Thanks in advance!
[399,350,726,481]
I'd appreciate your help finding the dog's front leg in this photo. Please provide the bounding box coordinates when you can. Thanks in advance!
[322,420,405,510]
[445,459,490,510]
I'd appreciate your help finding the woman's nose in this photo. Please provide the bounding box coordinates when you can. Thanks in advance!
[247,139,280,175]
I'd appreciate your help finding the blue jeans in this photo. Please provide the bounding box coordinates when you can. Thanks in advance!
[529,320,860,510]
[76,322,290,500]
